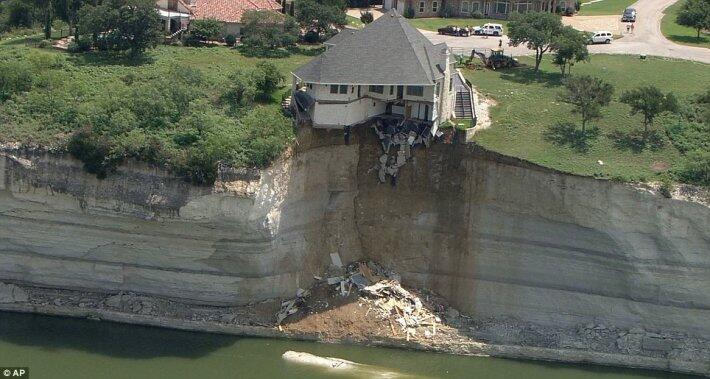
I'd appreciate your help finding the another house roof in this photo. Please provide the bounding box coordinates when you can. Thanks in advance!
[192,0,282,23]
[294,10,448,86]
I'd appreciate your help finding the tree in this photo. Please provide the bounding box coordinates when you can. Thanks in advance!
[188,18,223,42]
[620,86,679,139]
[676,0,710,39]
[558,75,613,132]
[241,10,298,50]
[77,0,161,56]
[254,61,284,95]
[3,0,34,28]
[222,70,258,109]
[295,0,346,39]
[551,26,589,76]
[507,12,564,72]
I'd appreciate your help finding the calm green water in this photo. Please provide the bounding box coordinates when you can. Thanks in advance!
[0,312,696,379]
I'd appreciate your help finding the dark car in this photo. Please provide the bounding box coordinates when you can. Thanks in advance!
[622,7,637,22]
[437,25,471,37]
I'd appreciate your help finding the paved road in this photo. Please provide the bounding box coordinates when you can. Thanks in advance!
[423,0,710,63]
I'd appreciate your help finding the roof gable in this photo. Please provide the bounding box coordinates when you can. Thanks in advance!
[294,10,448,85]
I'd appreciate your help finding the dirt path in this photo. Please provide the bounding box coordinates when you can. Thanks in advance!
[422,0,710,63]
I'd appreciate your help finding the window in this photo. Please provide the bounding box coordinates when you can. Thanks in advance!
[471,1,480,12]
[389,86,394,95]
[369,85,384,94]
[515,1,531,12]
[419,1,425,12]
[331,84,348,94]
[406,86,424,97]
[435,82,441,95]
[432,1,438,12]
[461,1,469,13]
[495,1,508,14]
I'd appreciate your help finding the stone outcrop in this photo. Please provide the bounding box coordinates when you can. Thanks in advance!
[1,127,709,350]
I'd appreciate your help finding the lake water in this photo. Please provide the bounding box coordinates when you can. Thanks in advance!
[0,312,696,379]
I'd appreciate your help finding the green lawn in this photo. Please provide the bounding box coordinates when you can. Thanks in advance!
[661,0,710,48]
[577,0,634,16]
[465,55,709,183]
[409,18,509,31]
[0,39,312,182]
[346,15,365,28]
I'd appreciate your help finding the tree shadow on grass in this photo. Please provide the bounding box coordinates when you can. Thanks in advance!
[608,129,665,153]
[68,51,155,67]
[666,34,709,46]
[498,66,564,88]
[543,122,600,153]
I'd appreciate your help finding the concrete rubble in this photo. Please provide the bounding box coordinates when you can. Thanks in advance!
[372,118,432,184]
[0,283,29,303]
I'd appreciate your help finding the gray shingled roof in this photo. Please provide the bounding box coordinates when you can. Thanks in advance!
[293,10,447,85]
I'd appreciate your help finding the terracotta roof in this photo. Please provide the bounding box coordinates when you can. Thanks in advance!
[192,0,282,23]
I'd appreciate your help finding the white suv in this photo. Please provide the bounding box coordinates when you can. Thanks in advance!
[589,31,613,44]
[474,23,504,36]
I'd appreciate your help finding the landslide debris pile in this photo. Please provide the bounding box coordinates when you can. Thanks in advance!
[277,258,444,341]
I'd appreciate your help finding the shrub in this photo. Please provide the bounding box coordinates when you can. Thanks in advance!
[360,11,374,24]
[0,62,33,101]
[68,36,92,53]
[37,39,51,48]
[658,174,674,198]
[255,61,284,95]
[564,6,575,15]
[471,11,484,19]
[404,7,416,18]
[555,4,564,13]
[225,34,237,46]
[68,128,121,179]
[575,0,581,11]
[303,30,320,43]
[222,70,258,109]
[674,150,710,186]
[189,18,224,41]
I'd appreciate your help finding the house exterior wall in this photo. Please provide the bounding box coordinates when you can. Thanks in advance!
[224,22,241,37]
[312,99,387,127]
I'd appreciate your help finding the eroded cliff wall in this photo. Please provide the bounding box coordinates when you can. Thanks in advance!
[1,129,708,339]
[0,132,362,304]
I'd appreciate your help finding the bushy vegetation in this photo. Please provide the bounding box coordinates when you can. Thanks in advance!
[184,18,224,45]
[295,0,346,40]
[76,0,161,55]
[241,10,299,54]
[0,43,309,184]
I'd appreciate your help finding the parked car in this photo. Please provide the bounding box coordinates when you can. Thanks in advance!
[621,7,636,22]
[437,25,472,37]
[589,31,613,44]
[473,23,504,36]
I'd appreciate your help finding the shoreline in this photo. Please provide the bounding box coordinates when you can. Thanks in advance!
[1,302,707,377]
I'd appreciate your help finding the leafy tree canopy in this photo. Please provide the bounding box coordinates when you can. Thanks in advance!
[507,12,564,72]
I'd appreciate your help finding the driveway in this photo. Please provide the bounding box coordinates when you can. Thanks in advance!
[422,0,710,63]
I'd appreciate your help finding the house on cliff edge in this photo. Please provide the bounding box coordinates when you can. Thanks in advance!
[290,10,476,137]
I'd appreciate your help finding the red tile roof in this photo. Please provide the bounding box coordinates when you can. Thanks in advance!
[192,0,282,23]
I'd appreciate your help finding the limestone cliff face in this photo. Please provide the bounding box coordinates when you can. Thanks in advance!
[0,132,361,304]
[1,130,708,339]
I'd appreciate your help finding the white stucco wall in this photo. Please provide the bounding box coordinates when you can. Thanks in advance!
[312,99,386,127]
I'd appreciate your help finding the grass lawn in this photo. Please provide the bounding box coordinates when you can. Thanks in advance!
[465,55,709,183]
[346,15,365,28]
[408,18,509,31]
[661,0,710,48]
[577,0,634,16]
